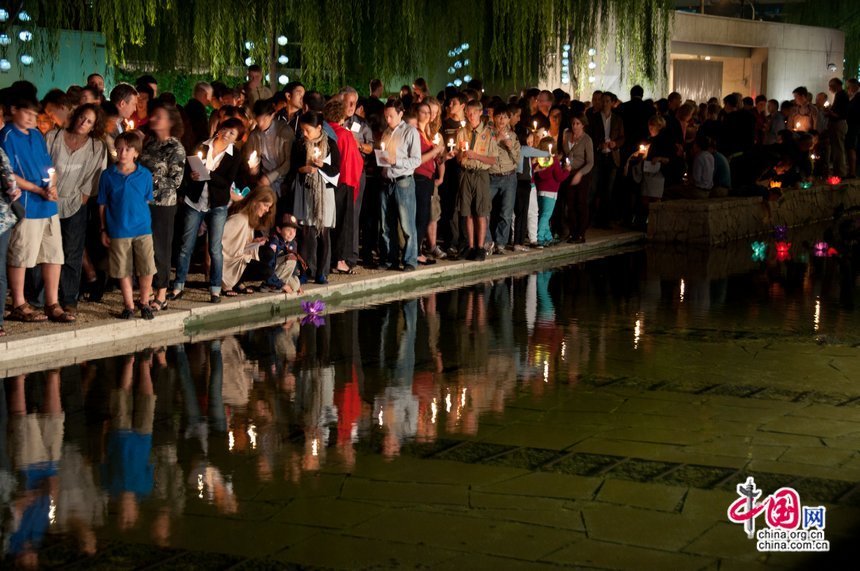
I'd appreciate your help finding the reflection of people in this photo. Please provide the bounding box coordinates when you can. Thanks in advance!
[376,300,419,458]
[7,371,64,568]
[101,354,155,531]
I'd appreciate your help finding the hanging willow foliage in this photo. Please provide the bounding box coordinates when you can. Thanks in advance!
[21,0,672,89]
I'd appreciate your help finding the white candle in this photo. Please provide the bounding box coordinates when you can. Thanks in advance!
[795,121,801,130]
[197,151,203,160]
[464,141,470,151]
[313,147,321,158]
[460,120,466,128]
[433,133,441,145]
[548,143,553,155]
[47,167,56,187]
[128,120,134,130]
[380,142,386,152]
[639,144,647,153]
[532,120,537,131]
[248,150,258,166]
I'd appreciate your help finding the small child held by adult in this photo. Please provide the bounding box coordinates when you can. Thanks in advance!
[97,131,156,320]
[261,213,305,295]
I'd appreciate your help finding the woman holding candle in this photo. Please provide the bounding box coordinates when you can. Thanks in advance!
[169,118,244,303]
[562,113,594,244]
[292,111,340,284]
[413,101,447,264]
[221,187,276,294]
[139,102,186,310]
[45,103,108,314]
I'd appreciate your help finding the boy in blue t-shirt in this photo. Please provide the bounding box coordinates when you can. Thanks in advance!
[0,98,74,323]
[97,132,156,320]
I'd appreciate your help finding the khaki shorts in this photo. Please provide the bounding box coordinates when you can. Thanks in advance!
[10,413,65,468]
[430,188,441,222]
[109,234,156,278]
[7,216,65,267]
[457,170,491,217]
[110,389,157,434]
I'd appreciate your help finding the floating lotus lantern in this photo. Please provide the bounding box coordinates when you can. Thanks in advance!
[751,241,767,262]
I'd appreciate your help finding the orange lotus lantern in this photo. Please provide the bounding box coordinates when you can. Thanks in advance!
[769,180,782,189]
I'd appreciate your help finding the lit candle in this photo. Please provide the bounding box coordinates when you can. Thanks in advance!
[313,147,321,158]
[639,144,647,154]
[464,141,470,151]
[460,120,466,129]
[795,121,801,130]
[197,151,203,160]
[47,167,56,187]
[248,150,258,167]
[128,120,134,130]
[824,100,831,108]
[548,143,553,155]
[532,120,537,131]
[433,133,441,145]
[380,142,386,152]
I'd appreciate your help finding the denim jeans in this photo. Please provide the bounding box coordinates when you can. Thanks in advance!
[537,194,557,244]
[173,203,228,294]
[0,226,10,327]
[380,176,418,268]
[487,173,517,246]
[59,206,88,307]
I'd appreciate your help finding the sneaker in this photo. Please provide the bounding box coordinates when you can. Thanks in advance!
[465,248,478,261]
[475,248,487,261]
[484,241,494,253]
[431,246,447,259]
[446,247,460,258]
[529,242,544,250]
[140,305,155,320]
[513,244,529,252]
[493,245,505,255]
[119,307,134,320]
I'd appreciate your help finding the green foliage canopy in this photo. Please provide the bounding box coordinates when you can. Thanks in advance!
[20,0,673,90]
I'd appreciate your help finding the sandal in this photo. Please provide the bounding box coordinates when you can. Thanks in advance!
[0,326,5,337]
[223,290,239,297]
[45,303,76,323]
[150,299,169,311]
[9,303,48,322]
[119,307,135,320]
[234,284,255,294]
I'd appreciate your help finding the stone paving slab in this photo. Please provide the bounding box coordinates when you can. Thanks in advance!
[543,537,716,570]
[596,479,687,512]
[345,509,576,561]
[581,504,714,552]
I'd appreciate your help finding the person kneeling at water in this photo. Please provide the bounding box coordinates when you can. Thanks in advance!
[259,213,305,295]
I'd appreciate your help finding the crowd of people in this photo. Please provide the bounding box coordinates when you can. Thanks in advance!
[0,66,855,332]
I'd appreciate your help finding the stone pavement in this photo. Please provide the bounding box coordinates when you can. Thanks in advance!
[32,377,859,570]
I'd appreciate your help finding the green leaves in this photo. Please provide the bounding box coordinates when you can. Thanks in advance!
[23,0,672,90]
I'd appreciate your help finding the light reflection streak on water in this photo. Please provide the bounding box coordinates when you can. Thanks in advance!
[431,398,438,424]
[247,423,257,449]
[311,438,319,457]
[445,390,452,413]
[228,430,235,451]
[680,279,685,302]
[634,315,642,349]
[543,360,549,382]
[814,297,821,332]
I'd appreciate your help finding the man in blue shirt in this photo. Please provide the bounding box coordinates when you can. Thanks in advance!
[1,98,74,323]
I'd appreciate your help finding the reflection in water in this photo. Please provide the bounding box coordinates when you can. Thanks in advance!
[1,236,859,564]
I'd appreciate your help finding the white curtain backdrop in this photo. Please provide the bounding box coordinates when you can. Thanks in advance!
[673,60,723,102]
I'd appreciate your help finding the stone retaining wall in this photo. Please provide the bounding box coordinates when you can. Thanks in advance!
[647,181,860,244]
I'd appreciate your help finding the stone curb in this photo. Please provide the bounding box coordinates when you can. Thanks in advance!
[0,231,643,375]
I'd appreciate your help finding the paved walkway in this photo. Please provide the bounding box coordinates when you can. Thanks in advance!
[0,229,643,375]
